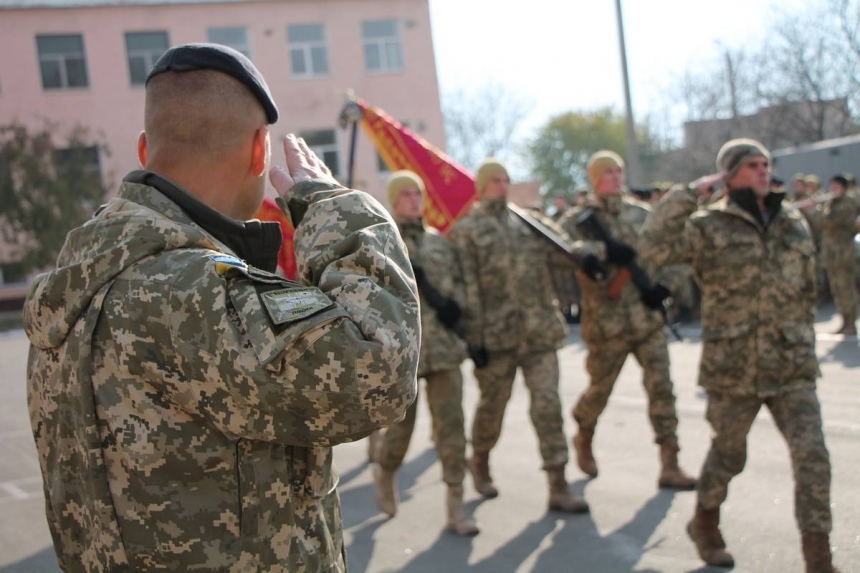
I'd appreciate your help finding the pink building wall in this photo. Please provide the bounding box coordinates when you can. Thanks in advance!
[0,0,446,204]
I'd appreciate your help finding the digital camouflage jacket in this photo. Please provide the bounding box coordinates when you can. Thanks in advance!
[639,186,820,397]
[449,199,570,355]
[24,175,420,572]
[558,195,664,345]
[397,219,467,377]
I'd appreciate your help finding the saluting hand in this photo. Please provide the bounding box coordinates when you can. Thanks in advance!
[269,134,338,199]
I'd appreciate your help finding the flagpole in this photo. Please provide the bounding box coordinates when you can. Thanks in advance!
[347,120,358,189]
[615,0,643,187]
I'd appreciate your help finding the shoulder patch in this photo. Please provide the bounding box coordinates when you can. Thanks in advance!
[260,287,334,325]
[210,254,249,276]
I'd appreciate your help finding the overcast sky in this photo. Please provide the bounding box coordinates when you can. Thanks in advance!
[428,0,814,137]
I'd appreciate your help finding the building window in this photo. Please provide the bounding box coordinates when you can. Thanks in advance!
[36,34,89,90]
[207,27,251,59]
[125,31,169,86]
[299,130,339,178]
[53,146,102,184]
[287,24,329,77]
[362,20,403,73]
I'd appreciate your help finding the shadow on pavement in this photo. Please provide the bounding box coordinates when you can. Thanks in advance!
[397,527,476,573]
[0,546,60,573]
[341,446,438,528]
[818,338,860,368]
[460,484,680,573]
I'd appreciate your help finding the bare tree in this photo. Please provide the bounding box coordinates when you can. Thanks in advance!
[441,82,532,174]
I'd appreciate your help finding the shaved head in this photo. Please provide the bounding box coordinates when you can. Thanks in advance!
[144,69,266,166]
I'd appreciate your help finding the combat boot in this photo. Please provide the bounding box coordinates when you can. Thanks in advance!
[366,431,380,463]
[546,465,590,513]
[573,430,598,478]
[837,315,857,336]
[686,503,734,568]
[446,485,480,536]
[468,450,499,498]
[801,532,842,573]
[658,438,698,490]
[373,464,398,517]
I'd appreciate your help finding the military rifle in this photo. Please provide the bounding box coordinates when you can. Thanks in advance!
[411,261,489,368]
[574,208,682,341]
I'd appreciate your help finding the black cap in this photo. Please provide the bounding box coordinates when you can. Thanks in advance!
[146,43,278,124]
[830,174,849,188]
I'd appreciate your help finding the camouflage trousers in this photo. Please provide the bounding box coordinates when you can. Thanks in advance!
[573,329,679,443]
[377,368,467,485]
[471,350,569,469]
[698,388,832,533]
[825,261,857,321]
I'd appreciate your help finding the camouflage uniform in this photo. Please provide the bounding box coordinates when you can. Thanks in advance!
[450,198,571,469]
[549,207,582,320]
[376,219,468,485]
[639,184,832,534]
[558,195,680,444]
[24,172,420,572]
[817,193,860,325]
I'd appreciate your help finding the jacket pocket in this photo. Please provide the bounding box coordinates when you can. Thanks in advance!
[699,323,752,391]
[290,446,339,499]
[778,322,820,381]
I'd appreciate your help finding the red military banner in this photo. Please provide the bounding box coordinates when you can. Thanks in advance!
[348,97,477,234]
[253,197,297,280]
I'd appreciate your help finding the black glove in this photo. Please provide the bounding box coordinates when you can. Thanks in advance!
[436,298,462,329]
[605,239,636,266]
[469,346,489,369]
[582,254,607,281]
[412,263,427,284]
[641,283,671,310]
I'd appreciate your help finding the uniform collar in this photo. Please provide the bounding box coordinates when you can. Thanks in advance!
[123,170,283,272]
[721,188,784,232]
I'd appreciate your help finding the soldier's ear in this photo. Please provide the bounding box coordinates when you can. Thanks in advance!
[251,127,269,178]
[137,132,148,168]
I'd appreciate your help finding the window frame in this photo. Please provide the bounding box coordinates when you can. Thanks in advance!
[125,31,170,86]
[287,24,330,79]
[206,26,252,60]
[362,20,404,74]
[298,129,340,179]
[35,33,89,90]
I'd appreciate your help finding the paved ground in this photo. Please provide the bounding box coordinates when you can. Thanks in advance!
[0,308,857,572]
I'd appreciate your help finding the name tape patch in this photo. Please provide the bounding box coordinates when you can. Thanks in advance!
[261,288,334,325]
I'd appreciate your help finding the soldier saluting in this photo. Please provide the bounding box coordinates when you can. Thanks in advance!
[24,44,419,572]
[639,139,839,572]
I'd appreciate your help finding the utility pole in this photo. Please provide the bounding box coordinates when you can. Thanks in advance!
[614,0,643,187]
[724,50,739,119]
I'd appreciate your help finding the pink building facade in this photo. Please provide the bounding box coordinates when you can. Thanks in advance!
[0,0,446,207]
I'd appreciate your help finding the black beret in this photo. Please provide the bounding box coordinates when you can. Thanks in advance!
[830,174,849,188]
[146,43,278,124]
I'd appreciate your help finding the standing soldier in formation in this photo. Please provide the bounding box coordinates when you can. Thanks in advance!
[449,159,588,513]
[371,170,480,536]
[639,139,839,572]
[817,174,860,334]
[558,151,697,491]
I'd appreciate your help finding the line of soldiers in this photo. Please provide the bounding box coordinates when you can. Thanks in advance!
[790,172,860,335]
[367,139,842,573]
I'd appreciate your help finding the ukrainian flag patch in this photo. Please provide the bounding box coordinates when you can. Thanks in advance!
[211,254,249,276]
